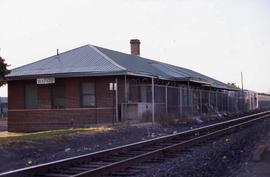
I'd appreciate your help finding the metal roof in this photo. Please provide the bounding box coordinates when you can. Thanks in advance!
[7,44,237,90]
[7,45,126,78]
[95,46,234,90]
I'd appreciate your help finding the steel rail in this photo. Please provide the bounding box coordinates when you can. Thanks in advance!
[0,111,269,177]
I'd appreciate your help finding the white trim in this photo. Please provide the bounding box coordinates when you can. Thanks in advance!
[126,72,156,78]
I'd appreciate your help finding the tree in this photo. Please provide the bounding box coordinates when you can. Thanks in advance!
[227,82,239,89]
[0,56,10,87]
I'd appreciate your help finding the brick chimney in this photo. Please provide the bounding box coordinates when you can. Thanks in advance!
[130,39,140,56]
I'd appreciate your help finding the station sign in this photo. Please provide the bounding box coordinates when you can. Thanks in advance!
[37,77,55,85]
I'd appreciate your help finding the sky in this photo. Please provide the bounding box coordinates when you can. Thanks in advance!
[0,0,270,96]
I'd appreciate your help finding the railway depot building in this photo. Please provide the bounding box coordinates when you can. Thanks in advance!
[7,40,257,132]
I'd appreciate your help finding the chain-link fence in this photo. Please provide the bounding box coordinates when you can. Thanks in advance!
[258,94,270,109]
[121,84,258,123]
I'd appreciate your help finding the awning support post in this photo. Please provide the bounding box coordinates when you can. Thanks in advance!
[124,75,127,122]
[151,77,155,125]
[165,85,168,113]
[115,77,118,122]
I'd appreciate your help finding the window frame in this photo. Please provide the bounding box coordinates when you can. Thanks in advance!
[80,81,96,108]
[24,83,38,109]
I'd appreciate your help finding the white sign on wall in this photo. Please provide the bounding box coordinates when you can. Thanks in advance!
[37,77,55,85]
[109,83,117,91]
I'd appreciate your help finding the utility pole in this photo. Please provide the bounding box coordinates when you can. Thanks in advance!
[241,72,244,111]
[241,72,244,91]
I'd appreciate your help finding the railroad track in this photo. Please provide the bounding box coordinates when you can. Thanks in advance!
[1,111,270,177]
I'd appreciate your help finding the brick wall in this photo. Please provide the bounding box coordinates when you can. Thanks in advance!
[8,76,121,132]
[8,80,25,109]
[8,108,113,132]
[37,84,51,109]
[66,78,80,108]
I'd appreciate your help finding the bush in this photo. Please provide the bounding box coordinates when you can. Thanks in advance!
[179,113,191,124]
[160,113,175,127]
[141,110,152,122]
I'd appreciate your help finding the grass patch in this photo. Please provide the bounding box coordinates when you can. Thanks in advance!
[0,127,112,144]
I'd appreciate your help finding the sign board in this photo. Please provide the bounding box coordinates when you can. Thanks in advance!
[109,83,117,91]
[37,77,55,85]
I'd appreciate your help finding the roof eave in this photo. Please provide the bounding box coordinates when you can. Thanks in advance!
[6,71,128,81]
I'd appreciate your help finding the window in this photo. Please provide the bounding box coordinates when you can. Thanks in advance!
[52,82,65,108]
[25,84,37,109]
[81,82,95,107]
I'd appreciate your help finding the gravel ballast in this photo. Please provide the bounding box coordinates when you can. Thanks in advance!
[132,119,270,177]
[0,114,269,176]
[0,122,206,173]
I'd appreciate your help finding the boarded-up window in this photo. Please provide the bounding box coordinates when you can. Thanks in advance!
[25,84,37,109]
[81,82,95,107]
[52,83,65,108]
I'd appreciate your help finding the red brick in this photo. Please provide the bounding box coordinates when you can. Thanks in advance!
[8,80,25,109]
[37,84,51,109]
[8,76,122,132]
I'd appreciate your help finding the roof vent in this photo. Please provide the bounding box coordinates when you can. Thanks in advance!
[130,39,140,56]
